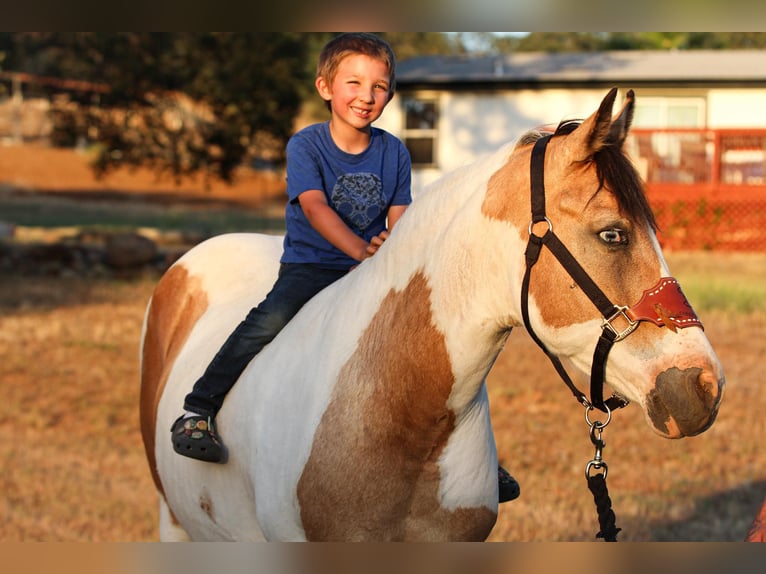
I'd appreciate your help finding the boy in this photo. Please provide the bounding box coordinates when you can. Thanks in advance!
[172,32,409,462]
[171,33,520,503]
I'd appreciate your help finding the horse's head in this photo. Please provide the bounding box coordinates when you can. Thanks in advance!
[484,88,724,438]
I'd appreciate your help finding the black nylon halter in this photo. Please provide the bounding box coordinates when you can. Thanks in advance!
[521,135,629,413]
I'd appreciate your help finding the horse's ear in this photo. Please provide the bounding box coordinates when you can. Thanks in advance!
[607,89,635,147]
[565,87,620,161]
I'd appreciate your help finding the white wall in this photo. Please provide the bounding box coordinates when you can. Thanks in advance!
[707,89,766,128]
[439,88,611,164]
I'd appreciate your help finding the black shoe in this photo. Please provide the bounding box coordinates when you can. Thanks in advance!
[498,466,520,503]
[171,415,225,463]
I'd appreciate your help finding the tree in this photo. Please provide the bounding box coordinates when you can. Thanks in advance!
[486,32,766,53]
[380,32,467,60]
[6,33,311,185]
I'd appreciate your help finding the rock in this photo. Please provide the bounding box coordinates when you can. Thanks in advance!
[104,232,158,269]
[0,221,16,239]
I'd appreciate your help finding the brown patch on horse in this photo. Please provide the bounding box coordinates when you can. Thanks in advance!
[482,129,659,331]
[481,143,592,328]
[746,499,766,542]
[170,511,183,529]
[199,490,216,523]
[297,271,496,540]
[140,264,208,497]
[481,145,530,227]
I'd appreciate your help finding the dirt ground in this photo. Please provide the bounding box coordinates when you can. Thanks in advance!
[0,143,285,209]
[1,144,765,542]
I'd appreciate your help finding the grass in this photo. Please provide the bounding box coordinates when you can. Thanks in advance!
[677,277,766,315]
[665,251,766,315]
[0,276,159,541]
[0,191,286,236]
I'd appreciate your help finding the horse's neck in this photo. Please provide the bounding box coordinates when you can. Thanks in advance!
[347,143,522,411]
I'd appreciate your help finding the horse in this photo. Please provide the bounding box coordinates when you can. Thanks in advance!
[139,88,725,541]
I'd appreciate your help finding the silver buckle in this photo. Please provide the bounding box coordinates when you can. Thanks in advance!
[602,306,639,342]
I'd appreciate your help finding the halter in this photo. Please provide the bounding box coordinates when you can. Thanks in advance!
[521,134,703,413]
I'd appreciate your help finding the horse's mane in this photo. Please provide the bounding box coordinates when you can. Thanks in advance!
[518,120,657,231]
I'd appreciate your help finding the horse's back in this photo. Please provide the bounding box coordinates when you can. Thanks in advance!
[139,232,282,538]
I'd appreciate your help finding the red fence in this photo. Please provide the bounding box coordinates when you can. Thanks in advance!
[627,129,766,251]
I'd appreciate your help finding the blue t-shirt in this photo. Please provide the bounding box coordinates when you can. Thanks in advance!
[281,122,412,270]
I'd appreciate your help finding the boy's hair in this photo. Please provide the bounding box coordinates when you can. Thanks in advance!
[316,33,397,108]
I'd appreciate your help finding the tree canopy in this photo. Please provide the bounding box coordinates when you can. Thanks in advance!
[489,32,766,53]
[1,32,311,184]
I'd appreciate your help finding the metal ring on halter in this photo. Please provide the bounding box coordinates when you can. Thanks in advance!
[584,401,612,429]
[586,459,608,480]
[528,216,553,237]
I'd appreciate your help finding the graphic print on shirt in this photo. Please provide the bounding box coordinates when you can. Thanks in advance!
[331,173,385,234]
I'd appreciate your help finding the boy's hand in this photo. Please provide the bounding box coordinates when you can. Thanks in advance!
[364,230,390,258]
[300,190,396,264]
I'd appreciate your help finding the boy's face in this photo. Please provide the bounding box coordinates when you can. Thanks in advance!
[316,54,393,131]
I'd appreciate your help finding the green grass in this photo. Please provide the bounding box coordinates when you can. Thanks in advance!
[679,277,766,315]
[0,194,285,236]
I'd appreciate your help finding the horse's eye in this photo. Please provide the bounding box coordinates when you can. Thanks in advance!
[599,228,628,245]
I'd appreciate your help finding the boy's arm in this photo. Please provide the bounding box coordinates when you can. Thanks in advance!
[298,189,374,262]
[386,204,407,230]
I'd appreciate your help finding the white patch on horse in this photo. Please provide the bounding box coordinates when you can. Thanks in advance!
[438,385,498,510]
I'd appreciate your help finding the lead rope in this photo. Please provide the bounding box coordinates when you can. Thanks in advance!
[584,404,621,541]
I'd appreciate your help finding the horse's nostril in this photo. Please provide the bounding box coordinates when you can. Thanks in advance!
[695,369,722,411]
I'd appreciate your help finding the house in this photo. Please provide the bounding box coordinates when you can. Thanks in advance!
[374,50,766,193]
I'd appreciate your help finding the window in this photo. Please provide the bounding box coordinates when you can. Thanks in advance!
[402,97,438,167]
[634,97,706,128]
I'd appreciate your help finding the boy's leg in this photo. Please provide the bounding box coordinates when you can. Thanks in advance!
[181,301,298,418]
[183,264,347,417]
[173,264,347,462]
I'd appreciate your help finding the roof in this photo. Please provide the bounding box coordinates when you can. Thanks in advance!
[396,50,766,87]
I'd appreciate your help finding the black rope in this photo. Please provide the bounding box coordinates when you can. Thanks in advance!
[586,473,621,541]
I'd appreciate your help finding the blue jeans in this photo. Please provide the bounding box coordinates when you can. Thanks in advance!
[183,263,348,417]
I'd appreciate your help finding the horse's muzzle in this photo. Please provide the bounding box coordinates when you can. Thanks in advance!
[646,366,724,438]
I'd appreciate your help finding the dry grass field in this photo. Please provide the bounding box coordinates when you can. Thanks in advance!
[1,145,765,542]
[2,261,764,542]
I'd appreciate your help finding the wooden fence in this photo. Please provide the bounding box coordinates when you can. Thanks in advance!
[627,128,766,251]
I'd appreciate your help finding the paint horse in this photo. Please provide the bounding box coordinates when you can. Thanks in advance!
[140,88,724,541]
